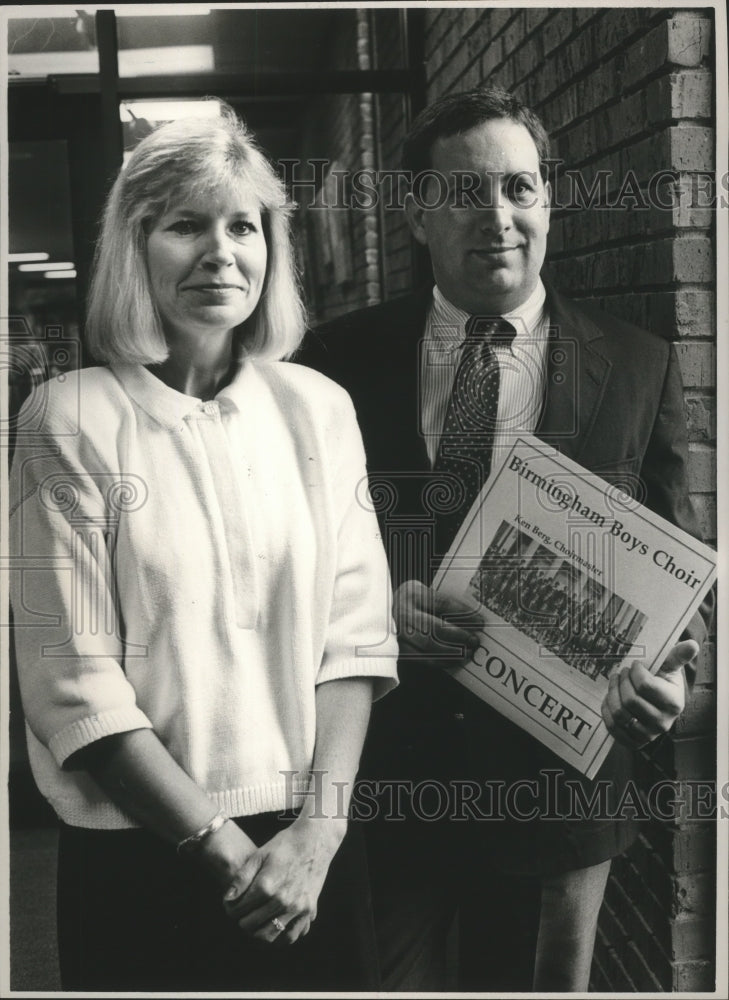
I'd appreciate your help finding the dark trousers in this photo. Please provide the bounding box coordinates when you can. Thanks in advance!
[367,806,609,993]
[57,812,379,992]
[365,800,544,991]
[359,691,611,992]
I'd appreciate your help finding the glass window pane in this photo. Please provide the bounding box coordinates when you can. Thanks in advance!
[7,11,99,78]
[116,9,214,77]
[7,8,407,80]
[8,141,81,439]
[116,8,358,77]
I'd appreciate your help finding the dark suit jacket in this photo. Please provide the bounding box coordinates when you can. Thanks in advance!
[298,283,712,874]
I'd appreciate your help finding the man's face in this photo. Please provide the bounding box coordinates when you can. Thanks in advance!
[405,117,551,315]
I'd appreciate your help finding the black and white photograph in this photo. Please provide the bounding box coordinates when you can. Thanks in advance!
[2,2,726,996]
[468,519,650,681]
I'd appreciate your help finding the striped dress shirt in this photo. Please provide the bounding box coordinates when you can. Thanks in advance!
[420,280,550,470]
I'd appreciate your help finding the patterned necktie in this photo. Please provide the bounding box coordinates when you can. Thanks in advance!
[432,315,516,561]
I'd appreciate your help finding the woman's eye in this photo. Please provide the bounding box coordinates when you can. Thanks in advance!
[168,219,198,235]
[163,217,257,237]
[230,220,256,236]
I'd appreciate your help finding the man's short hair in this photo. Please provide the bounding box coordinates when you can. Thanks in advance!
[402,85,551,182]
[85,101,306,366]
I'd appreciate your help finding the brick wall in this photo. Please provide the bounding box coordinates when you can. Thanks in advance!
[421,6,717,992]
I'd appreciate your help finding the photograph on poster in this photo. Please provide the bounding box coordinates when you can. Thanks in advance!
[469,519,650,680]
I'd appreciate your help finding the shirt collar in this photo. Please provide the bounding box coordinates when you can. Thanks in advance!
[429,279,547,351]
[111,360,252,430]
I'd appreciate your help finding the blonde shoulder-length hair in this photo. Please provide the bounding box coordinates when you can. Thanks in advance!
[85,102,306,364]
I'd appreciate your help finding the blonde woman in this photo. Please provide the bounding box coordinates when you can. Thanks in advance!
[10,104,397,991]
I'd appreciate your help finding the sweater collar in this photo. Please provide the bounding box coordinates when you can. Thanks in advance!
[111,360,253,429]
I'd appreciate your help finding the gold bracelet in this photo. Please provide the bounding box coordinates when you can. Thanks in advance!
[176,810,229,856]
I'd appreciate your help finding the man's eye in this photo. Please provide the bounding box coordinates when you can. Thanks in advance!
[508,180,537,205]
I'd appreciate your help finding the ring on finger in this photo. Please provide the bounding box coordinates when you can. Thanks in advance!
[271,916,286,934]
[624,716,641,737]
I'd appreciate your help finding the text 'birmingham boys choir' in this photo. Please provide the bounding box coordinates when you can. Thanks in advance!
[508,454,704,590]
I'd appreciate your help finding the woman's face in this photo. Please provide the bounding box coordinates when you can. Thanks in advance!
[146,186,268,350]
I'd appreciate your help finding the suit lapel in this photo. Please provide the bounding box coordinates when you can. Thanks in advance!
[536,283,613,465]
[386,287,432,472]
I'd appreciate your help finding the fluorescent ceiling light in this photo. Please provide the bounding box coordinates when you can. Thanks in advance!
[115,7,212,15]
[19,262,75,272]
[8,51,99,76]
[118,45,214,77]
[9,42,213,80]
[45,270,78,280]
[9,252,50,263]
[121,100,222,122]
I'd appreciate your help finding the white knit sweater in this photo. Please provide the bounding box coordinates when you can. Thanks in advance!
[9,360,399,828]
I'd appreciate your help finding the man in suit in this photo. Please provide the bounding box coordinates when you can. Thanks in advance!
[300,86,711,991]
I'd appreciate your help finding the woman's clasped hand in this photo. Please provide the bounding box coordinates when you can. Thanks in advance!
[221,815,347,945]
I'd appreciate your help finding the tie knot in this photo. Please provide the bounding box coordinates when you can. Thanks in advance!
[465,314,516,346]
